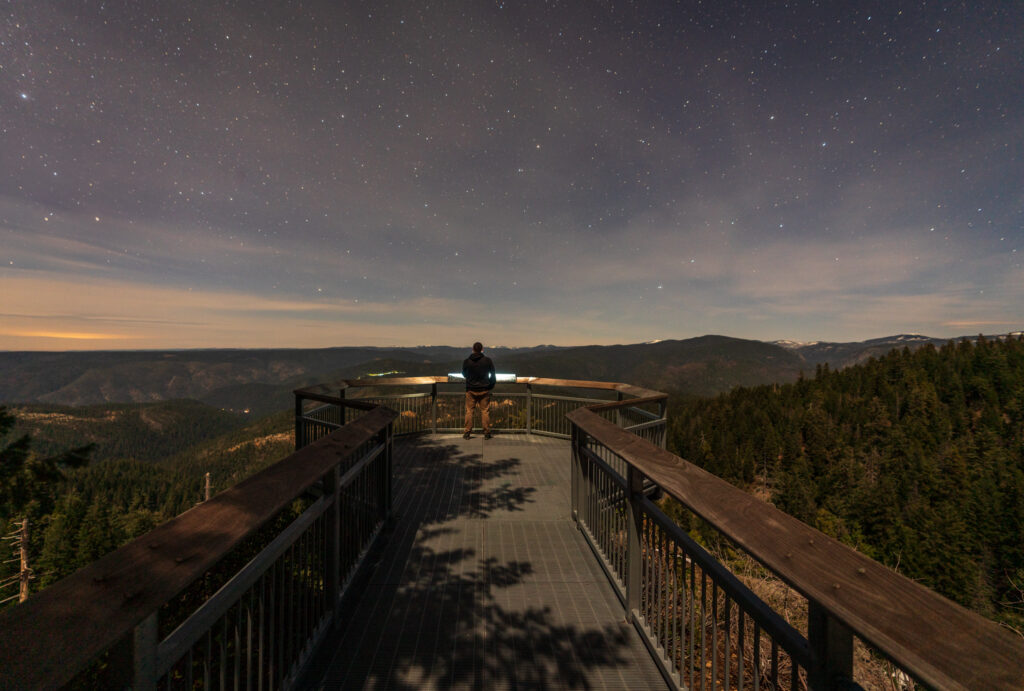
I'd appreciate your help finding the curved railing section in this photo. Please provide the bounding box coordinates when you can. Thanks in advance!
[567,403,1024,690]
[294,376,669,445]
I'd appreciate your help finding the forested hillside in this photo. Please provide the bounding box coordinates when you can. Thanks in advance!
[668,336,1024,628]
[0,405,293,608]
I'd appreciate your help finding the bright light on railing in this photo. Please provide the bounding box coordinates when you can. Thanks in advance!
[447,372,517,383]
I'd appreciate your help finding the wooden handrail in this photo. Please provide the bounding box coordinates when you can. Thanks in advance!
[306,375,667,402]
[0,406,397,690]
[566,407,1024,690]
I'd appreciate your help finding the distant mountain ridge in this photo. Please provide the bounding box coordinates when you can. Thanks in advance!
[1,333,1017,411]
[774,333,984,369]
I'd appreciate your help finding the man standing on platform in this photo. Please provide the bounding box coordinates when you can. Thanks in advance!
[462,342,496,439]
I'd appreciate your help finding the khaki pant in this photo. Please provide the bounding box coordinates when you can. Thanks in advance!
[464,391,491,434]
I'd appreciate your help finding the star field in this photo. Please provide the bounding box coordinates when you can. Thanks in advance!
[1,1,1021,349]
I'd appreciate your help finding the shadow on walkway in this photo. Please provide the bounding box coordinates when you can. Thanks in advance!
[312,434,665,690]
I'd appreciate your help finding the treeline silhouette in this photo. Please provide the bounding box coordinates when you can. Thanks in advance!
[668,335,1024,629]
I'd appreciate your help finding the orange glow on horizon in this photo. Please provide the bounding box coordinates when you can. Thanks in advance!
[5,331,133,341]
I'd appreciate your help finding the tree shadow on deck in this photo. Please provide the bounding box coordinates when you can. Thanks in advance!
[313,435,662,690]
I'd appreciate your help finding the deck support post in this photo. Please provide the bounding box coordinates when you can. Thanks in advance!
[808,602,854,690]
[626,464,644,621]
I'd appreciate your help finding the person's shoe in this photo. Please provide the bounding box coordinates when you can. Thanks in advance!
[484,432,492,440]
[463,432,471,439]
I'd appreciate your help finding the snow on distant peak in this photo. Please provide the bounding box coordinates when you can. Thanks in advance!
[773,339,820,348]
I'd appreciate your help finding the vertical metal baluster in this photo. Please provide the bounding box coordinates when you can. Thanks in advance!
[689,555,697,689]
[279,547,288,684]
[258,575,265,691]
[220,611,228,691]
[616,472,622,582]
[699,571,707,691]
[771,640,778,691]
[246,589,254,691]
[738,610,745,691]
[790,652,799,691]
[234,601,242,691]
[647,524,655,630]
[297,528,305,664]
[671,540,679,677]
[319,513,326,625]
[304,526,311,651]
[660,526,668,653]
[640,513,647,623]
[205,625,212,690]
[601,468,608,559]
[753,626,760,691]
[650,521,658,642]
[293,537,300,677]
[712,582,719,690]
[593,456,600,543]
[724,597,731,691]
[269,562,277,691]
[280,545,288,690]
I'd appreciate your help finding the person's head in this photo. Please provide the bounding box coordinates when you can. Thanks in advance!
[472,342,483,353]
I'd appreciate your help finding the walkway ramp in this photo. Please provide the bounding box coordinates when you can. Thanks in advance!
[311,434,667,690]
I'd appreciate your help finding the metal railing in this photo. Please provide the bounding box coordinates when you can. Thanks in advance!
[0,405,396,690]
[567,404,1024,690]
[294,376,669,443]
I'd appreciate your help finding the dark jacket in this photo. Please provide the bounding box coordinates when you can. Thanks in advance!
[462,352,496,392]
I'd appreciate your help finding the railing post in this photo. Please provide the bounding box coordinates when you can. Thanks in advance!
[339,387,347,427]
[526,383,533,434]
[109,612,158,690]
[659,398,668,448]
[324,465,341,623]
[570,424,579,522]
[431,383,438,434]
[808,601,854,690]
[383,423,394,518]
[295,393,304,451]
[626,464,644,622]
[616,390,624,428]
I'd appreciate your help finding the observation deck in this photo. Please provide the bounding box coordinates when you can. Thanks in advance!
[309,432,665,689]
[0,376,1022,690]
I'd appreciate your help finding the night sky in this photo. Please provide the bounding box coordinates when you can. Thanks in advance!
[2,1,1021,350]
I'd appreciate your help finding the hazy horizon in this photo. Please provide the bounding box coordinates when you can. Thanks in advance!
[3,329,1022,354]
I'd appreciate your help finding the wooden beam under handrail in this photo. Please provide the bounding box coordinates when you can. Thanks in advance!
[566,407,1024,691]
[293,388,378,410]
[0,406,398,690]
[583,395,669,413]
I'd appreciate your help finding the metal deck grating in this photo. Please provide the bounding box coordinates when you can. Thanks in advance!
[312,433,667,690]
